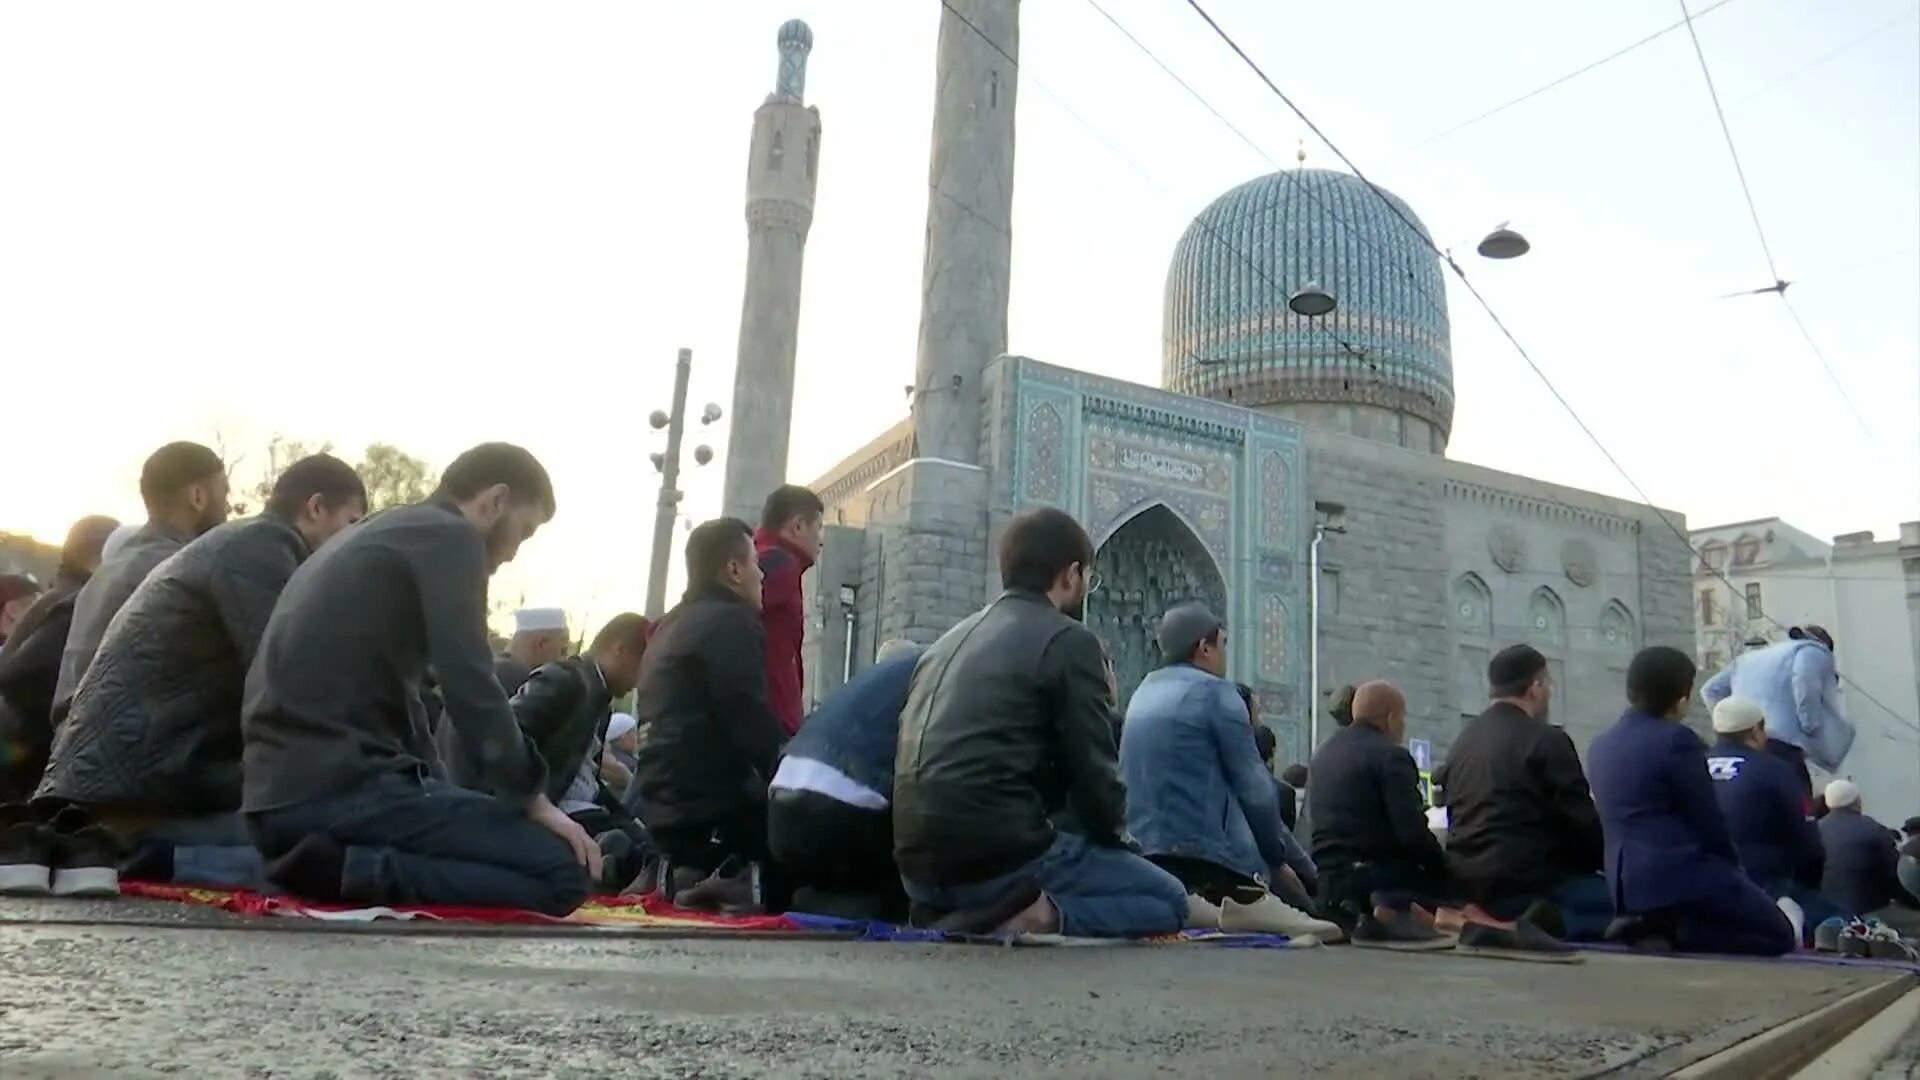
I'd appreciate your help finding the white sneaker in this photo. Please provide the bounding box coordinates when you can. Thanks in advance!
[1221,892,1346,943]
[1185,893,1223,929]
[1776,896,1805,946]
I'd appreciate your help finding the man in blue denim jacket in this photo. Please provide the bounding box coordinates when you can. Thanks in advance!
[1121,603,1340,941]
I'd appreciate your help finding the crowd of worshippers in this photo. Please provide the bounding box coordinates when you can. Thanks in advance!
[0,440,1912,957]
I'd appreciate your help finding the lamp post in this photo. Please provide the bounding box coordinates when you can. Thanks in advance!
[644,348,724,620]
[1308,522,1346,756]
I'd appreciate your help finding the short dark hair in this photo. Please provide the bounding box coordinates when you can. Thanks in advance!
[686,517,753,589]
[1488,643,1549,698]
[265,454,367,520]
[60,515,120,576]
[1280,763,1309,788]
[590,612,652,653]
[435,443,555,518]
[140,442,226,514]
[1627,646,1697,716]
[999,507,1095,593]
[761,485,824,532]
[1252,724,1277,764]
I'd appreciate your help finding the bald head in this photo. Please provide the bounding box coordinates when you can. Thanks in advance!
[1352,680,1408,743]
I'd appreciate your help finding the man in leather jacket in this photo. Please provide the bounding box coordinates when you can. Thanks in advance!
[0,514,118,800]
[892,507,1188,938]
[33,456,366,886]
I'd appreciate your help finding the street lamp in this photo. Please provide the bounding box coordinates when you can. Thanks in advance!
[1287,282,1336,318]
[644,347,725,620]
[1475,223,1531,260]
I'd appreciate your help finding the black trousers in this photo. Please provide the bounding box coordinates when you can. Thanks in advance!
[1320,858,1458,926]
[767,787,901,900]
[649,800,770,877]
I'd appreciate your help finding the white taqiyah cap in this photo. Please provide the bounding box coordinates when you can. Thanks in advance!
[1711,697,1766,734]
[513,607,568,634]
[1825,779,1860,810]
[606,712,637,741]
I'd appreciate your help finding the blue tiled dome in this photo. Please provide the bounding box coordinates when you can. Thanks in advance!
[1162,168,1454,444]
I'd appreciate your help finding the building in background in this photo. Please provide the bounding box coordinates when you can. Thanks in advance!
[1691,517,1920,819]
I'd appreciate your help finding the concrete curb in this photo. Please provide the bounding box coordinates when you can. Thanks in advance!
[0,913,857,942]
[1790,984,1920,1077]
[1671,973,1916,1079]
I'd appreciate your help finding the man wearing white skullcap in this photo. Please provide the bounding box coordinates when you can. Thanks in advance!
[494,607,569,694]
[1705,697,1840,944]
[1820,776,1920,926]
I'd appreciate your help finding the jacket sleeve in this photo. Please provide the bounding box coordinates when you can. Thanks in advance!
[207,530,301,673]
[414,527,545,803]
[1380,744,1447,873]
[1531,726,1604,873]
[1211,682,1293,872]
[1041,625,1129,847]
[508,663,585,801]
[1701,663,1735,707]
[1668,728,1738,862]
[1790,647,1833,737]
[705,607,784,780]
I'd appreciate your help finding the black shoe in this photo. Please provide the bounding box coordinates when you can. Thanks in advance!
[263,833,347,901]
[47,807,118,898]
[1457,919,1581,963]
[0,804,54,896]
[1351,910,1456,951]
[622,855,662,897]
[675,865,762,914]
[1603,913,1676,952]
[663,864,709,903]
[929,880,1045,935]
[1519,899,1566,940]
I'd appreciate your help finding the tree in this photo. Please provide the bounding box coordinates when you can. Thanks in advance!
[357,443,432,511]
[250,435,335,510]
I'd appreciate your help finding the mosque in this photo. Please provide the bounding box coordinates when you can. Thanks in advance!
[722,7,1695,766]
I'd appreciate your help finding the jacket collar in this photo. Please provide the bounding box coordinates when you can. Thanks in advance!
[258,511,314,559]
[995,586,1057,608]
[1710,734,1755,753]
[754,526,816,572]
[682,582,751,607]
[141,518,197,547]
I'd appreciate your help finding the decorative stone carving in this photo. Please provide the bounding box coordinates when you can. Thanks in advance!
[1022,402,1063,502]
[1258,592,1290,681]
[1561,538,1598,588]
[1600,600,1636,650]
[1260,451,1289,549]
[1488,524,1526,573]
[1529,587,1567,648]
[1087,506,1227,705]
[1452,573,1491,636]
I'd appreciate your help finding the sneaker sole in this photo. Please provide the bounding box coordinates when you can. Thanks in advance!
[1353,935,1457,952]
[0,864,53,895]
[51,867,119,898]
[1455,944,1584,964]
[1219,919,1347,943]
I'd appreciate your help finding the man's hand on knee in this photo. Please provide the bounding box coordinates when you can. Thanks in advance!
[528,793,603,881]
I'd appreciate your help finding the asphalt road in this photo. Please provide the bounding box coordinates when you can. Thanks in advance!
[0,898,1898,1078]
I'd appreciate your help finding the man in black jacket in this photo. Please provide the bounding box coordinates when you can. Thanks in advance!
[0,514,118,800]
[627,518,784,911]
[1437,645,1608,939]
[243,443,597,916]
[493,612,652,893]
[892,507,1186,939]
[31,456,367,890]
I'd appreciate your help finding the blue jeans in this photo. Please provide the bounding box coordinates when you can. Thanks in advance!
[248,773,588,916]
[902,832,1188,938]
[1485,873,1615,942]
[141,813,264,889]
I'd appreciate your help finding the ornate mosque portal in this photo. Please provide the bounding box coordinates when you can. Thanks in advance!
[1086,504,1229,707]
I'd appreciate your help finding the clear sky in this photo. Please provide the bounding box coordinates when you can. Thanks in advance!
[3,0,1915,628]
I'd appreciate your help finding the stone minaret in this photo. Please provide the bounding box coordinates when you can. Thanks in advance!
[911,0,1018,465]
[723,19,822,525]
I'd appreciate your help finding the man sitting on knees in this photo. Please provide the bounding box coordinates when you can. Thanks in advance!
[1707,697,1846,942]
[0,515,119,800]
[494,608,569,695]
[33,455,367,890]
[490,613,653,895]
[893,507,1187,939]
[55,441,232,724]
[1121,603,1340,940]
[768,638,923,920]
[1588,647,1797,956]
[1819,779,1920,934]
[1437,645,1608,941]
[628,518,784,912]
[243,443,597,916]
[1308,680,1459,950]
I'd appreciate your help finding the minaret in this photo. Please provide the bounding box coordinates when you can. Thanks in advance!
[722,19,823,525]
[911,0,1018,464]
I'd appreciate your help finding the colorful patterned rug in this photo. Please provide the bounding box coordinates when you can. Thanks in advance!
[118,881,1303,946]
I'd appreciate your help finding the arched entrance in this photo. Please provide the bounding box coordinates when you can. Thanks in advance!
[1086,503,1229,707]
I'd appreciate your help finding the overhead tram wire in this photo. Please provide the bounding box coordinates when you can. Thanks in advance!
[1674,0,1880,447]
[1175,0,1920,730]
[1725,3,1920,112]
[1402,0,1744,155]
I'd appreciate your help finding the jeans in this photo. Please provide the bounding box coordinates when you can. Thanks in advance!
[247,773,588,916]
[1483,873,1615,941]
[903,831,1188,938]
[139,813,263,889]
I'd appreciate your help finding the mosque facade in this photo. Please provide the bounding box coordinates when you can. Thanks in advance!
[739,5,1695,765]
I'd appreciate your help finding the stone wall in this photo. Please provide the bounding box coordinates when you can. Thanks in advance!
[864,458,991,648]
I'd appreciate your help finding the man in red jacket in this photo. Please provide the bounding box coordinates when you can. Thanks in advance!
[755,485,824,735]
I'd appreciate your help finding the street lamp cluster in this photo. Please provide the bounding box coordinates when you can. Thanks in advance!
[644,348,727,619]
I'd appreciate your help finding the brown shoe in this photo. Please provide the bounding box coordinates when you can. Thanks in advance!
[674,866,762,914]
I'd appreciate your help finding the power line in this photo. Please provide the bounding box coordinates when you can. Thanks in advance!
[1779,295,1878,445]
[1175,0,1918,731]
[1726,4,1920,111]
[1402,0,1744,154]
[1675,0,1782,283]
